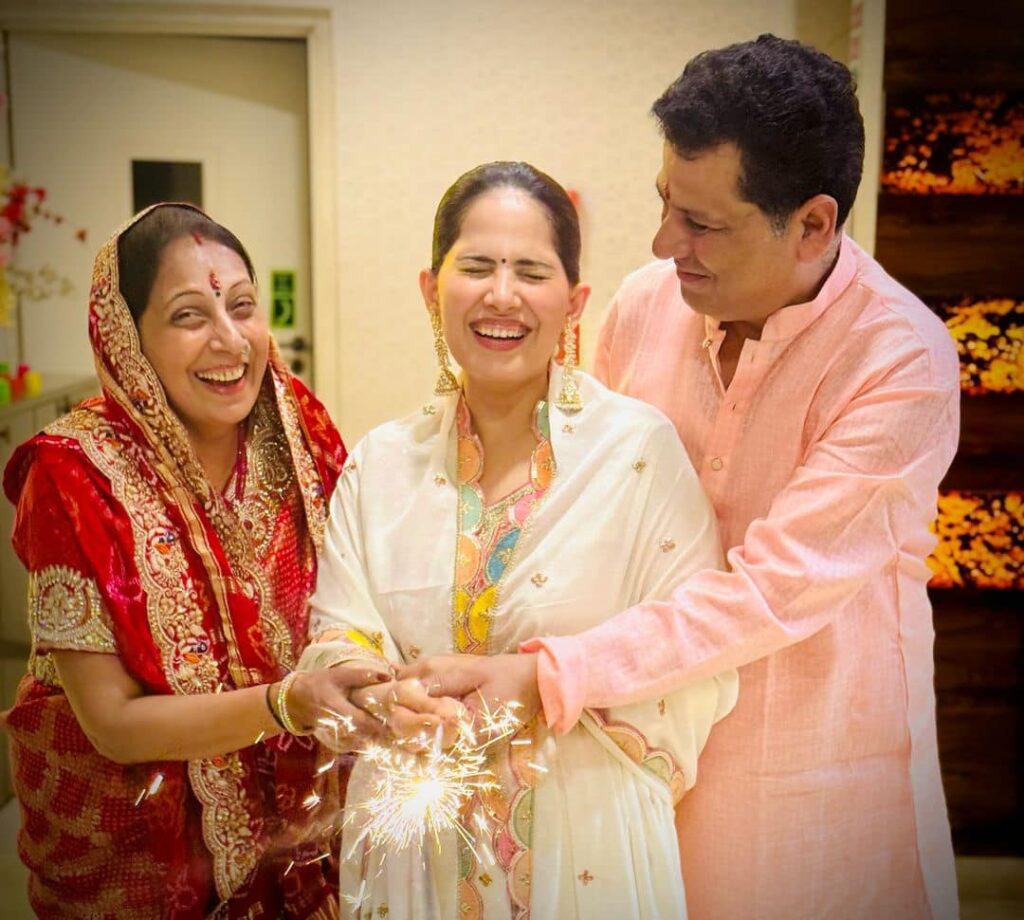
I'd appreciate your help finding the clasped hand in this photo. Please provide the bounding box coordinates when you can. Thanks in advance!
[397,653,541,727]
[286,664,462,751]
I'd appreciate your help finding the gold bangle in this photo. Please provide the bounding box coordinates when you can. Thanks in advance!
[277,672,309,736]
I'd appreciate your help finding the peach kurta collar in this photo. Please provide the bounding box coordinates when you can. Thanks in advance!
[702,233,858,344]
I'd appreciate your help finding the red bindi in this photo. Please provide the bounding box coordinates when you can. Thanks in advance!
[208,270,221,295]
[190,230,204,245]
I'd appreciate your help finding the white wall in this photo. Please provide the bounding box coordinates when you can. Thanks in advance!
[6,32,309,378]
[329,0,847,441]
[0,0,856,444]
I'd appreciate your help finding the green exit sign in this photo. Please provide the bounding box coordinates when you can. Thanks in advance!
[270,269,296,329]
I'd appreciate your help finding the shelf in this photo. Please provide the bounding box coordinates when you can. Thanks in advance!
[884,0,1024,92]
[875,196,1024,298]
[941,393,1024,490]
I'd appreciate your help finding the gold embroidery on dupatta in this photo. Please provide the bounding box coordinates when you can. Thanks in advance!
[272,366,330,553]
[79,206,330,899]
[221,389,295,671]
[48,411,256,895]
[89,241,253,691]
[28,565,116,653]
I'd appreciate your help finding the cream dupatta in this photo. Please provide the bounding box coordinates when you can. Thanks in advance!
[299,367,738,919]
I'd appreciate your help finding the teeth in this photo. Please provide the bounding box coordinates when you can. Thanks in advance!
[197,366,246,384]
[475,325,526,340]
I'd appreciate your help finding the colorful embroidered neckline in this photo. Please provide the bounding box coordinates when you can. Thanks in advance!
[451,396,553,655]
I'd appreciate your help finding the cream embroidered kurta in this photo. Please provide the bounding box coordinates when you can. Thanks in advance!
[526,238,961,919]
[299,367,737,920]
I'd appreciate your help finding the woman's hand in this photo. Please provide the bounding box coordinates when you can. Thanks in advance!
[351,677,464,749]
[286,664,392,748]
[399,653,541,727]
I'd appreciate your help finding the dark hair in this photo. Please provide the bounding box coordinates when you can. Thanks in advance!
[431,161,581,285]
[652,34,864,230]
[117,204,256,322]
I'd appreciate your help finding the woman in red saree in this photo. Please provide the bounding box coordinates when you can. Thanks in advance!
[1,204,399,918]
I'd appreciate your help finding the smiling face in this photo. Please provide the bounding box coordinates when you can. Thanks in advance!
[136,235,269,444]
[421,187,589,401]
[653,141,810,330]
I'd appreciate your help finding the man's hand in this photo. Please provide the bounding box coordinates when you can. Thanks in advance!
[399,653,542,726]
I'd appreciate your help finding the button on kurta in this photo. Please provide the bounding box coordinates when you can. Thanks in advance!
[710,457,723,471]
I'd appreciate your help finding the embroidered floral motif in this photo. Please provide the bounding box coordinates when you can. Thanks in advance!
[659,538,677,552]
[450,397,552,918]
[578,869,594,886]
[589,709,687,805]
[451,397,552,656]
[28,565,115,652]
[632,459,647,473]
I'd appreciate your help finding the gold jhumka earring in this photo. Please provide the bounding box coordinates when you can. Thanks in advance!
[555,316,583,413]
[430,309,460,396]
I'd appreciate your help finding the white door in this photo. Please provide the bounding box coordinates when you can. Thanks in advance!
[8,31,314,381]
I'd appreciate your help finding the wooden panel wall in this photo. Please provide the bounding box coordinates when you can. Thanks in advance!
[876,0,1023,854]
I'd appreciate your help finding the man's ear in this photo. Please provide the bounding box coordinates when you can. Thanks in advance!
[795,194,839,263]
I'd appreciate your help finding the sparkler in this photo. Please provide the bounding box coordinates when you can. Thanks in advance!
[350,699,524,854]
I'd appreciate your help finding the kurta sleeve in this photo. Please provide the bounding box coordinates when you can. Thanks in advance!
[297,443,400,673]
[10,445,118,655]
[523,416,737,734]
[592,297,619,384]
[529,345,959,732]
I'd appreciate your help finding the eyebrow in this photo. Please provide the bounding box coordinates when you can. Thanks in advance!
[656,182,719,224]
[164,288,204,309]
[163,279,254,308]
[456,255,556,271]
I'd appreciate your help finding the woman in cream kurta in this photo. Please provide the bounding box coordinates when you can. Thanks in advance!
[300,365,737,920]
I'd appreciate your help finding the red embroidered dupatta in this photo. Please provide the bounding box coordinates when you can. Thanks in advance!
[2,205,346,919]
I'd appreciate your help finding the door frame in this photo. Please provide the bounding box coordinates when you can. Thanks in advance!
[0,0,341,414]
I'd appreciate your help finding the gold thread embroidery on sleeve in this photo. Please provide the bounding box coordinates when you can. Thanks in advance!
[29,565,116,653]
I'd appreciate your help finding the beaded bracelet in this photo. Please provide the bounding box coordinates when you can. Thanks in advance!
[276,671,310,736]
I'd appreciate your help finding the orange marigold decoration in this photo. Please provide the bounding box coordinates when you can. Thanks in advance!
[938,298,1024,394]
[928,491,1024,589]
[883,91,1024,195]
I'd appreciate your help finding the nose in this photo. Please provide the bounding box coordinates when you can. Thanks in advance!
[485,264,518,312]
[652,213,692,261]
[209,311,248,357]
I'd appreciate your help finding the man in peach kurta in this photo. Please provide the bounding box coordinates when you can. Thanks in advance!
[410,36,960,919]
[529,36,961,919]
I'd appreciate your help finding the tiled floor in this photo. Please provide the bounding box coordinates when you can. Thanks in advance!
[0,797,1020,917]
[956,855,1024,920]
